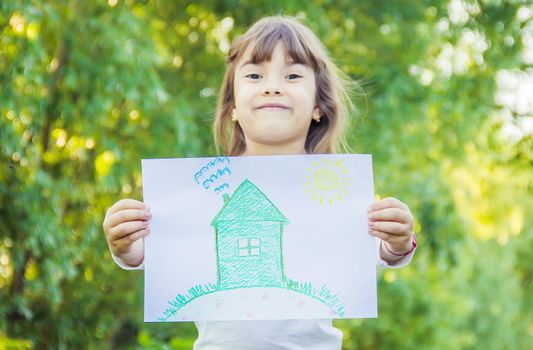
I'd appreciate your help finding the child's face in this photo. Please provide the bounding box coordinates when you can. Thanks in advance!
[233,41,319,155]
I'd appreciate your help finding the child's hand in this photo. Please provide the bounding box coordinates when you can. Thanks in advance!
[102,199,151,267]
[367,197,414,254]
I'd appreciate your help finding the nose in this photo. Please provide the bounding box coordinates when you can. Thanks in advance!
[263,88,282,95]
[262,78,283,96]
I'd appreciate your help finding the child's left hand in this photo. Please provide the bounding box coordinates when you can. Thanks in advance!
[367,197,414,254]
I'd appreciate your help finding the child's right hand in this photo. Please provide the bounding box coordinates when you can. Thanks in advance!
[102,199,151,267]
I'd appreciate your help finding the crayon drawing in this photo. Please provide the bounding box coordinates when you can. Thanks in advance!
[305,158,352,205]
[159,179,345,321]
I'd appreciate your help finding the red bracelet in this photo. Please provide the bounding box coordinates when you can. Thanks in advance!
[384,234,417,256]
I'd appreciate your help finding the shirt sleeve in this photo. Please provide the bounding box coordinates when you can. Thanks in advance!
[375,237,416,268]
[111,252,144,270]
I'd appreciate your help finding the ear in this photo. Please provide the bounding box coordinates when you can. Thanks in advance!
[312,107,321,121]
[231,108,238,122]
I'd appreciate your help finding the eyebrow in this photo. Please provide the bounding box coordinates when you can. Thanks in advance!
[238,59,304,70]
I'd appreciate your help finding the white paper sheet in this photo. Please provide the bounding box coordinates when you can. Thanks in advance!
[142,154,377,322]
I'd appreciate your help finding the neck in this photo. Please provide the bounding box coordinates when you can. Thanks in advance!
[242,140,307,156]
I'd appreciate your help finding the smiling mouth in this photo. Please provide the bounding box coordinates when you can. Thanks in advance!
[258,106,289,110]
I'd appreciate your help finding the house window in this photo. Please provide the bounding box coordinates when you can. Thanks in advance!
[238,238,261,256]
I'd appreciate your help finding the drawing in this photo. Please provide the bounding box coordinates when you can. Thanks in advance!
[194,157,232,195]
[201,166,232,189]
[194,157,230,184]
[212,179,288,289]
[159,177,346,321]
[305,158,352,205]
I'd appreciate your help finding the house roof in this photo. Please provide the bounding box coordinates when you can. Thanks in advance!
[211,179,289,225]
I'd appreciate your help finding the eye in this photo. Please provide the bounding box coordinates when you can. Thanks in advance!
[245,73,261,80]
[286,74,302,80]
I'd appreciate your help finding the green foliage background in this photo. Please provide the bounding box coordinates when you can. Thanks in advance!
[1,0,532,349]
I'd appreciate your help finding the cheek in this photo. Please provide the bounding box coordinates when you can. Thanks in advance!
[233,83,240,107]
[297,89,317,114]
[301,82,317,105]
[234,84,252,110]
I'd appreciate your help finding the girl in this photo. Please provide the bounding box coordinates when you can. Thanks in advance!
[103,16,416,349]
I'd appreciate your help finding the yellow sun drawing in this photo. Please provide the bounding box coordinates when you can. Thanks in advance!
[305,159,352,205]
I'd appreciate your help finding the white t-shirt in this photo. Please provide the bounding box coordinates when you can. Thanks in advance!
[193,319,342,350]
[113,238,415,350]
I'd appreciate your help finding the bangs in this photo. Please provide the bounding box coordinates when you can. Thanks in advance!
[229,21,319,69]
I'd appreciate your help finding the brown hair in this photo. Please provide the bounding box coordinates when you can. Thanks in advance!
[213,16,358,155]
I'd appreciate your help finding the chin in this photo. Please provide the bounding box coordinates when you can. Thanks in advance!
[254,135,300,146]
[254,127,290,139]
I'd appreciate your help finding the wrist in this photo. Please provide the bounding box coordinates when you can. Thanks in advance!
[384,234,417,257]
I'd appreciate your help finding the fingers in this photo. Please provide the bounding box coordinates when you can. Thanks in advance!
[108,220,150,240]
[111,227,150,255]
[367,198,414,242]
[368,228,395,242]
[103,199,151,260]
[368,207,411,224]
[105,208,151,229]
[368,197,409,213]
[106,199,146,216]
[369,220,410,236]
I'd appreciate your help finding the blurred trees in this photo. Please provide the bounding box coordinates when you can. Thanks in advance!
[1,0,531,349]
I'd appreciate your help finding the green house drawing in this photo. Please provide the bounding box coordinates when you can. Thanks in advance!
[211,179,289,289]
